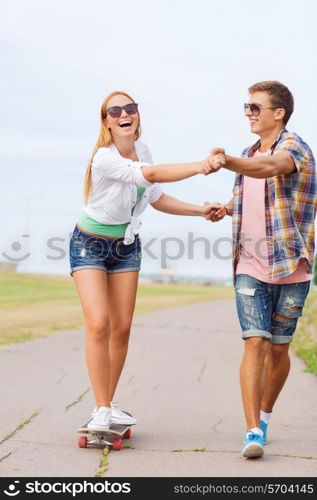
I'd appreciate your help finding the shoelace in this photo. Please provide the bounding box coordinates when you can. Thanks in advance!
[247,432,262,441]
[112,403,128,416]
[92,403,130,418]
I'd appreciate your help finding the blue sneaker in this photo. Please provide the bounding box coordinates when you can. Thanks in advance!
[260,420,268,444]
[241,430,264,458]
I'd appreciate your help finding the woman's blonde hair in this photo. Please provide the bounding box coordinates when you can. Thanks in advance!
[83,91,142,204]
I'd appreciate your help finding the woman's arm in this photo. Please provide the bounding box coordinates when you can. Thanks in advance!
[93,148,225,186]
[151,194,204,216]
[142,153,225,183]
[151,194,226,217]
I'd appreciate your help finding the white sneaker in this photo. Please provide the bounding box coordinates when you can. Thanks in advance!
[90,402,137,425]
[111,402,137,425]
[87,406,111,431]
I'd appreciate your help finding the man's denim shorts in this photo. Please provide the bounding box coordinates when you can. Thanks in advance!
[234,274,311,344]
[69,225,141,276]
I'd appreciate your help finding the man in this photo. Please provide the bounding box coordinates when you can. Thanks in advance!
[205,81,316,458]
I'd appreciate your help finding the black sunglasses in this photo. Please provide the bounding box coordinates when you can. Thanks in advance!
[244,103,280,116]
[106,103,138,118]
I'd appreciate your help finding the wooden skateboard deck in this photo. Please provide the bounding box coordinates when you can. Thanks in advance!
[77,423,133,450]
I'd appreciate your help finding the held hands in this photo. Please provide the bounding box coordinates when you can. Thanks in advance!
[200,148,227,220]
[202,201,227,222]
[201,148,226,175]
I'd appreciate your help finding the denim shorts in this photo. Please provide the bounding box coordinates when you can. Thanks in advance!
[69,225,141,276]
[234,274,311,344]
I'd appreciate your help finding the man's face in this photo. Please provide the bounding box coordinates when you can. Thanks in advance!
[245,91,284,136]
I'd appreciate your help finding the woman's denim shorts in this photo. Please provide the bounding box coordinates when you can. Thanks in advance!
[234,274,311,344]
[69,225,141,276]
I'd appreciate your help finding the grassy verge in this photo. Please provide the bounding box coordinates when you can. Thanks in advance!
[292,289,317,374]
[2,272,315,374]
[0,272,234,346]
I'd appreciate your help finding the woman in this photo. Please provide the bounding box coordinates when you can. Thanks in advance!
[69,91,224,431]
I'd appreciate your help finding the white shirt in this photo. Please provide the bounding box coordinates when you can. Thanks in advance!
[83,140,163,244]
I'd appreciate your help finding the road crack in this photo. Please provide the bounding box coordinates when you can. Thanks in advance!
[65,388,91,412]
[197,362,207,382]
[0,412,39,445]
[0,452,13,462]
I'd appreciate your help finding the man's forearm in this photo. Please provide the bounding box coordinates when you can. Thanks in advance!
[224,155,278,178]
[223,152,296,178]
[224,198,233,216]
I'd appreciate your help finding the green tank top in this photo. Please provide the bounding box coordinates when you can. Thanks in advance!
[78,186,145,237]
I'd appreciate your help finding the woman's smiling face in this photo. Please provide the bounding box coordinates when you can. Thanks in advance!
[104,94,139,141]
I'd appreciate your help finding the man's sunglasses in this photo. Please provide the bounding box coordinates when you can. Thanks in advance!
[106,103,139,118]
[244,103,280,116]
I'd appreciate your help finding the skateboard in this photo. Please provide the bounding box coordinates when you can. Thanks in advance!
[77,423,132,450]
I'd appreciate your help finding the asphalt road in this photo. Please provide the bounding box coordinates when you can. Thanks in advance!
[1,300,316,477]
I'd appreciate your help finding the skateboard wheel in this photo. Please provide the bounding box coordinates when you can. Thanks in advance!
[123,429,132,439]
[112,439,122,450]
[78,436,88,448]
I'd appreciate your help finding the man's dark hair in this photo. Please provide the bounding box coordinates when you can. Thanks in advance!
[248,80,294,125]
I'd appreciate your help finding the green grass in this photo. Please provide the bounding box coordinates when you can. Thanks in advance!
[2,272,315,375]
[95,447,110,477]
[292,289,317,374]
[0,272,234,346]
[0,273,77,305]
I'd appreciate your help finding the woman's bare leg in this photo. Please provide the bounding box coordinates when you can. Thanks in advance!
[73,269,111,409]
[107,271,139,401]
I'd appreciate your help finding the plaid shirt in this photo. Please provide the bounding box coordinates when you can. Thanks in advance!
[233,128,317,281]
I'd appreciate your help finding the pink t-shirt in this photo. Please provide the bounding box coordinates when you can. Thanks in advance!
[236,149,311,284]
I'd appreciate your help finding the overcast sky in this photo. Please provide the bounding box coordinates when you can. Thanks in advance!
[1,0,316,278]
